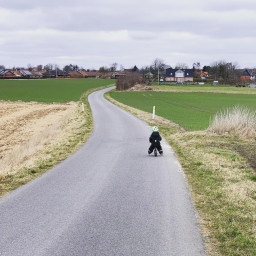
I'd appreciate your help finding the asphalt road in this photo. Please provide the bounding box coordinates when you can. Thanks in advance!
[0,87,205,256]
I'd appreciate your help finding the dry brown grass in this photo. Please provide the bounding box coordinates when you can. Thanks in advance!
[0,85,111,197]
[0,102,79,179]
[208,106,256,139]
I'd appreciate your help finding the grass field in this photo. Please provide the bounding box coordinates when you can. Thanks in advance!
[0,78,113,102]
[109,91,256,130]
[154,83,256,94]
[0,79,114,197]
[106,92,256,256]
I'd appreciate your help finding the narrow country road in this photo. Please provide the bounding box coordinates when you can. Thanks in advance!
[0,87,205,256]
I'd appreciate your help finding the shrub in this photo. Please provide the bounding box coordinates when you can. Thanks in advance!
[116,74,147,91]
[208,106,256,138]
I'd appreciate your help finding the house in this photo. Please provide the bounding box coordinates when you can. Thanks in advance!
[195,70,209,79]
[43,70,69,78]
[78,71,101,78]
[13,70,22,77]
[20,70,33,78]
[31,71,43,78]
[240,69,251,80]
[0,70,16,78]
[68,71,83,78]
[144,72,154,80]
[165,68,194,83]
[111,71,126,79]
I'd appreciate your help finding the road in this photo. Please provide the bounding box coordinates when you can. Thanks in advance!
[0,87,205,256]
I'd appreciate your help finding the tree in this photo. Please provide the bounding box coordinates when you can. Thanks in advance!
[99,66,109,77]
[202,65,211,72]
[63,64,79,72]
[193,62,201,78]
[0,65,5,70]
[209,60,239,84]
[110,62,118,72]
[131,65,139,72]
[175,63,188,69]
[140,65,151,78]
[27,64,33,71]
[37,65,43,71]
[44,63,54,71]
[119,65,124,71]
[150,58,165,80]
[193,62,201,71]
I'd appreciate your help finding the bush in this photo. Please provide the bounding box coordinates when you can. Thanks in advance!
[208,106,256,138]
[116,74,147,91]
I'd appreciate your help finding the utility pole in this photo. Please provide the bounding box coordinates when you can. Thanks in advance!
[158,67,160,85]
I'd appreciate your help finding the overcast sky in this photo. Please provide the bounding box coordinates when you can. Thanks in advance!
[1,0,256,69]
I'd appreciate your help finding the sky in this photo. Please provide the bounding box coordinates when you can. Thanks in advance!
[1,0,256,70]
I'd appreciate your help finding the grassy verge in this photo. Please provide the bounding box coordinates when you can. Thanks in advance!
[0,85,113,197]
[105,91,256,256]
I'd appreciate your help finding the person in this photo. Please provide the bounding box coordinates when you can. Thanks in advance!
[148,126,163,155]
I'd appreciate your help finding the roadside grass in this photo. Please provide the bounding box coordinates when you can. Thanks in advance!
[109,91,256,130]
[209,106,256,139]
[0,78,113,102]
[0,84,113,197]
[153,84,256,95]
[105,91,256,256]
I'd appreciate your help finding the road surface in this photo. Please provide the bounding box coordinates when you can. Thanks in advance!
[0,87,205,256]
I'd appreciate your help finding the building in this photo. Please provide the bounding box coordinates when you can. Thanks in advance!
[43,70,69,78]
[240,69,251,80]
[20,70,33,78]
[68,71,84,78]
[0,70,16,78]
[165,68,194,83]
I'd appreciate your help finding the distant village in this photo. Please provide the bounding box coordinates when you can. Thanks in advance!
[0,61,255,85]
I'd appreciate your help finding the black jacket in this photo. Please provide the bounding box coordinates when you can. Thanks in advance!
[149,132,162,145]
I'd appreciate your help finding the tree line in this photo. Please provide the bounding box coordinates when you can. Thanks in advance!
[0,59,251,84]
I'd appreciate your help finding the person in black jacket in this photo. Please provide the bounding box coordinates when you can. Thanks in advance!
[148,126,163,155]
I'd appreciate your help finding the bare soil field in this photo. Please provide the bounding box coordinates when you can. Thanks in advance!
[0,101,78,178]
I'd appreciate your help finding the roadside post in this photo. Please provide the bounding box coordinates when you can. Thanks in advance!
[82,103,85,112]
[152,106,155,119]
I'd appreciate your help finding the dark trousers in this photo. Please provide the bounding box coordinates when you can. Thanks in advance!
[148,142,162,153]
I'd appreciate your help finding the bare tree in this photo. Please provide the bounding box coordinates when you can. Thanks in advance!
[175,63,188,69]
[193,62,201,70]
[44,63,54,71]
[27,64,33,71]
[119,64,124,71]
[209,60,240,84]
[110,62,118,72]
[140,65,151,79]
[193,62,201,78]
[37,65,43,71]
[150,58,165,80]
[99,66,109,77]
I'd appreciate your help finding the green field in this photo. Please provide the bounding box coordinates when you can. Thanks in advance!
[110,91,256,130]
[154,84,256,94]
[0,79,113,102]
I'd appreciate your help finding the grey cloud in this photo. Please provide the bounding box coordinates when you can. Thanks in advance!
[1,4,256,40]
[1,0,256,68]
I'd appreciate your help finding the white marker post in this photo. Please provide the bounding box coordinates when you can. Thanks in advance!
[82,103,85,112]
[152,106,155,119]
